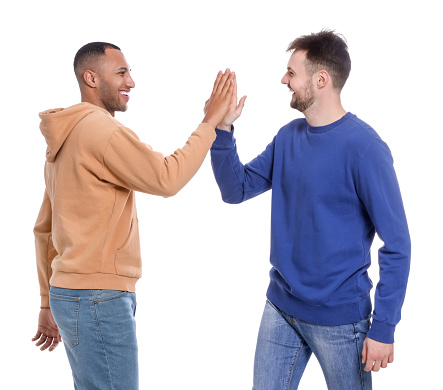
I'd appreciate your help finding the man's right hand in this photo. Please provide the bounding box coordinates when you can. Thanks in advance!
[202,69,235,129]
[32,308,61,352]
[204,72,246,131]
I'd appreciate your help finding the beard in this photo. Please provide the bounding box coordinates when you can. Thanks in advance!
[98,78,127,114]
[290,79,315,112]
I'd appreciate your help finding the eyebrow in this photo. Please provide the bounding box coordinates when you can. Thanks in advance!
[116,67,131,72]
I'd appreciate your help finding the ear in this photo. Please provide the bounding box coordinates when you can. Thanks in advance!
[316,70,329,89]
[83,70,99,88]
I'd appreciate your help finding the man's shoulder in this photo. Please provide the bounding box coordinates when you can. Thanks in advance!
[336,113,386,153]
[345,114,381,141]
[276,117,307,137]
[76,109,134,140]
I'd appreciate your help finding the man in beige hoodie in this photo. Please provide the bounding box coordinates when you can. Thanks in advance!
[32,42,235,390]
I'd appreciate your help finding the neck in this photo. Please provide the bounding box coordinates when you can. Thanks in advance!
[80,91,115,117]
[303,95,346,127]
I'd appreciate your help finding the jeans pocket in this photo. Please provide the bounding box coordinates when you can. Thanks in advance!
[49,292,80,348]
[353,315,371,339]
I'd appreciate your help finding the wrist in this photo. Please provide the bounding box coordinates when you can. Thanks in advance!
[202,116,218,129]
[217,124,232,132]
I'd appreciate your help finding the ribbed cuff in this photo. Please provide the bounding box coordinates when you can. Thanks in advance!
[367,319,396,344]
[212,126,236,148]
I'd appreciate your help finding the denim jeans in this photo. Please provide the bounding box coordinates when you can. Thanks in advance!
[49,286,138,390]
[253,300,372,390]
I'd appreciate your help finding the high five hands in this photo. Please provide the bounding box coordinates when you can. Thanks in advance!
[204,69,246,131]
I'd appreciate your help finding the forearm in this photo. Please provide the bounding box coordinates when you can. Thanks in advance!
[35,234,57,307]
[211,129,248,204]
[158,123,217,196]
[210,128,273,204]
[368,228,411,343]
[103,123,217,197]
[34,189,57,307]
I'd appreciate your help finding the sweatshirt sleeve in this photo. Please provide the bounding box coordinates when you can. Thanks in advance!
[210,128,274,204]
[34,189,58,308]
[101,123,216,196]
[356,140,411,343]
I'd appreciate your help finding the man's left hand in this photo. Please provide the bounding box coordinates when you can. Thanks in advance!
[362,337,394,372]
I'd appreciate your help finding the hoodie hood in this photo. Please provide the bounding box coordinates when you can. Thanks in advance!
[39,102,110,162]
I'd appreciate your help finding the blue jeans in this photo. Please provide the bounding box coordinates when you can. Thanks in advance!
[253,300,372,390]
[49,286,138,390]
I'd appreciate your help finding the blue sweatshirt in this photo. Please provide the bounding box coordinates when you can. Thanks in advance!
[210,112,410,344]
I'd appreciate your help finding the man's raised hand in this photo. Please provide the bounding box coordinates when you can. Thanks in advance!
[203,69,235,129]
[217,72,246,131]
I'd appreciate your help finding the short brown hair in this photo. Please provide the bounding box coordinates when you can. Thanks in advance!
[287,30,351,90]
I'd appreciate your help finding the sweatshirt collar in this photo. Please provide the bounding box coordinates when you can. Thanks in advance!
[306,112,353,134]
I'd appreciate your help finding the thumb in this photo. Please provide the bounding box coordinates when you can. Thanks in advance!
[235,95,247,115]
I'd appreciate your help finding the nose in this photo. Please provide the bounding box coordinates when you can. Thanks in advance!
[281,73,288,85]
[126,74,135,89]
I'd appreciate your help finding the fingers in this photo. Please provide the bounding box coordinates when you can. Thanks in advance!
[231,73,238,104]
[364,360,373,372]
[217,70,234,96]
[214,69,230,94]
[32,331,42,342]
[35,334,60,352]
[34,333,47,347]
[33,327,61,351]
[212,70,223,92]
[219,72,234,99]
[361,338,367,363]
[226,75,235,96]
[40,336,53,351]
[372,359,382,372]
[362,347,394,372]
[49,339,60,352]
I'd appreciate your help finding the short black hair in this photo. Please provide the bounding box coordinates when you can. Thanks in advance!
[287,30,351,90]
[73,42,120,76]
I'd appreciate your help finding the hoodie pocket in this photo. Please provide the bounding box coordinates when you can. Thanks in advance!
[114,218,142,278]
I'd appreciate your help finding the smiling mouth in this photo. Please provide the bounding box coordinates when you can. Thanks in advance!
[119,91,130,101]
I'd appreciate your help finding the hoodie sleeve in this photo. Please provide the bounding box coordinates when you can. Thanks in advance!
[34,189,58,308]
[101,123,216,196]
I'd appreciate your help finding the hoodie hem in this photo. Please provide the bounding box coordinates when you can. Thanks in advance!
[50,271,138,293]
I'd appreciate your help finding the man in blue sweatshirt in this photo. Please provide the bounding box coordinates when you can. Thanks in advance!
[209,30,410,390]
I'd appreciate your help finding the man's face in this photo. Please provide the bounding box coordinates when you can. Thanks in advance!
[281,50,315,113]
[97,49,135,115]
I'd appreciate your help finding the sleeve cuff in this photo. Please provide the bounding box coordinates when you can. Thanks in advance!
[212,126,236,149]
[367,319,396,344]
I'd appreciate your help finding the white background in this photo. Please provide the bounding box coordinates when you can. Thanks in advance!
[1,0,441,389]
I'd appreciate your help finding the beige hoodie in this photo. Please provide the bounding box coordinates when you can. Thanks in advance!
[34,102,216,307]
